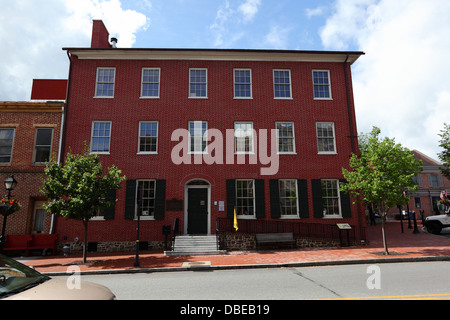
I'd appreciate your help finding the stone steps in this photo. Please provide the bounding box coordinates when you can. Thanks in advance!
[164,235,226,256]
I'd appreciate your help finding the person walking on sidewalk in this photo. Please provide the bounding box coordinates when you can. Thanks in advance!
[369,205,377,226]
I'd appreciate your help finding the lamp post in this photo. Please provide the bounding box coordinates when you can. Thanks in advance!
[0,175,18,253]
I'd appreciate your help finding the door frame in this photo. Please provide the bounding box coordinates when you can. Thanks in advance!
[184,179,211,235]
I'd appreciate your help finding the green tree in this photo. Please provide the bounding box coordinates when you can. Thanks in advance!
[340,127,422,255]
[438,123,450,181]
[41,147,126,263]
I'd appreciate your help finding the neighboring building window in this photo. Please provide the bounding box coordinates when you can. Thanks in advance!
[234,69,252,98]
[138,122,158,153]
[415,197,422,209]
[428,174,443,188]
[316,122,336,154]
[321,179,341,217]
[235,122,253,153]
[276,122,295,153]
[0,128,14,164]
[189,121,207,153]
[236,179,255,217]
[189,68,207,98]
[137,180,156,217]
[91,121,111,153]
[279,180,298,217]
[141,68,160,98]
[273,70,292,99]
[313,70,332,99]
[95,68,115,97]
[34,128,53,163]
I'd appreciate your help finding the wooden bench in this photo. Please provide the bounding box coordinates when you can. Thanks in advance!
[255,232,296,249]
[3,234,57,256]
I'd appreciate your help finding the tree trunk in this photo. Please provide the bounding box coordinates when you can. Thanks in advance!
[381,211,389,255]
[82,219,88,263]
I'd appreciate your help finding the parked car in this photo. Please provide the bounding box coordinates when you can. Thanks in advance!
[0,254,115,300]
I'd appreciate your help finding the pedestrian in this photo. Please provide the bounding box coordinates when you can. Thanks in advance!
[369,205,376,226]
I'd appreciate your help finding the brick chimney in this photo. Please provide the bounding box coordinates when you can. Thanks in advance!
[91,20,112,48]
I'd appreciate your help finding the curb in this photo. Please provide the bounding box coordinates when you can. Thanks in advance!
[44,255,450,277]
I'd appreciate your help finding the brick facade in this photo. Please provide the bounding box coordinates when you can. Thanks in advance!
[57,21,366,250]
[0,102,63,236]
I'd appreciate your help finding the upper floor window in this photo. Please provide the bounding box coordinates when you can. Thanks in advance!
[0,128,15,164]
[189,69,207,98]
[273,70,292,99]
[33,128,53,164]
[313,70,332,99]
[95,68,115,98]
[276,122,295,154]
[138,122,158,154]
[189,121,208,154]
[428,174,443,188]
[141,68,160,98]
[234,69,252,98]
[235,122,253,154]
[316,122,336,154]
[91,121,111,153]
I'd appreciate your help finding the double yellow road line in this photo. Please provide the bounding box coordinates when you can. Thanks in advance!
[324,293,450,300]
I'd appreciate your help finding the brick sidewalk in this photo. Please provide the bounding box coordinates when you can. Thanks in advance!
[21,221,450,275]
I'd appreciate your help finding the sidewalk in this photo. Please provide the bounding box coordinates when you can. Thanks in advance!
[21,221,450,276]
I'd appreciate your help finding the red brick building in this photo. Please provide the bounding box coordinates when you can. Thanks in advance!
[59,21,366,251]
[0,100,64,236]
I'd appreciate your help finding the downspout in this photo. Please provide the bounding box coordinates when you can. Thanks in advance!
[343,55,364,240]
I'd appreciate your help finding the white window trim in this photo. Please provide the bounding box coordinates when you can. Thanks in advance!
[235,179,256,219]
[189,68,208,99]
[316,122,337,155]
[0,127,15,165]
[188,121,208,154]
[233,68,253,99]
[94,67,116,98]
[312,70,333,100]
[90,121,111,154]
[234,122,254,154]
[140,68,161,99]
[273,69,293,100]
[276,122,296,155]
[135,179,157,220]
[321,179,342,218]
[279,179,300,219]
[137,121,159,155]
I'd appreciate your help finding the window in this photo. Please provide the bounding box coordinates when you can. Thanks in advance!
[189,69,207,98]
[276,122,295,153]
[236,179,255,217]
[234,69,252,98]
[34,128,53,163]
[273,70,292,99]
[95,68,115,97]
[321,179,341,217]
[313,70,332,99]
[0,128,14,164]
[91,121,111,153]
[316,122,336,154]
[139,122,158,153]
[136,180,156,218]
[141,68,160,98]
[428,175,443,188]
[279,180,298,217]
[189,121,207,153]
[235,122,253,153]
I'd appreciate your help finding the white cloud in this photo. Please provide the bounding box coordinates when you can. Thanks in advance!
[238,0,261,23]
[0,0,149,101]
[319,0,450,159]
[264,25,291,49]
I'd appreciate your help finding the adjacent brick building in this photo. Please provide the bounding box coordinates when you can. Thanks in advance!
[58,20,366,251]
[0,100,64,236]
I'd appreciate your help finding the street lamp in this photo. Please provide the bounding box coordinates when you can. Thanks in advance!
[0,175,18,253]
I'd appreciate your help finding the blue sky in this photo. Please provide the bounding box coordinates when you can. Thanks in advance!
[0,0,449,160]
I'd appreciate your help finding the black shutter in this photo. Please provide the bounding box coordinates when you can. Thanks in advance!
[312,179,324,218]
[154,180,166,220]
[297,179,309,218]
[340,180,352,218]
[269,179,281,218]
[124,180,136,220]
[103,189,116,220]
[255,179,265,218]
[226,179,236,219]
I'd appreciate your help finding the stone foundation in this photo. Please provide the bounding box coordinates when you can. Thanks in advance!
[58,240,169,254]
